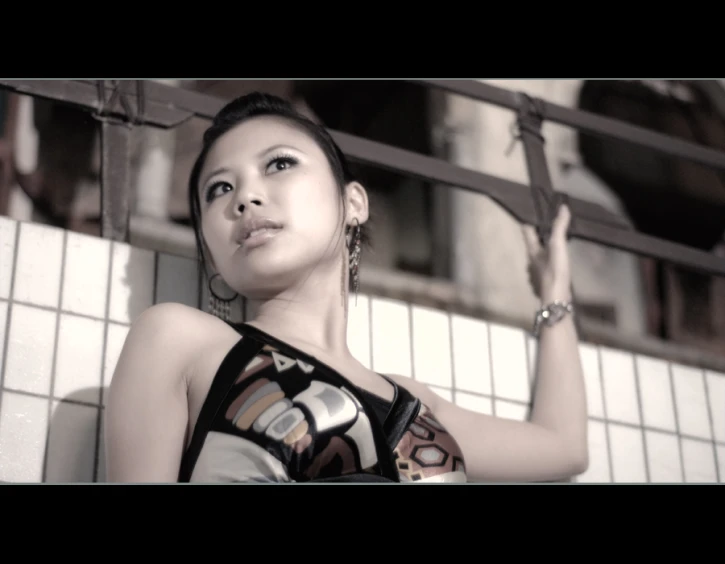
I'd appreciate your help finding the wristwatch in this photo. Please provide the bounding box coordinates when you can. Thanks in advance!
[532,300,574,337]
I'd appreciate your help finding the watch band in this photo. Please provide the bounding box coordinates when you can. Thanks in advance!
[532,300,574,337]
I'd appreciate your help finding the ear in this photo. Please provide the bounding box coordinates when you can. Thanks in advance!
[344,181,369,226]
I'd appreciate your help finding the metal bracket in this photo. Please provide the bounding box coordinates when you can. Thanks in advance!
[511,91,571,246]
[94,80,141,241]
[94,80,146,126]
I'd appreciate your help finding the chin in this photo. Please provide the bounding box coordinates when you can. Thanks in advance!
[236,248,337,298]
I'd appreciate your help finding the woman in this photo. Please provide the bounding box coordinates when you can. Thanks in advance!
[105,92,588,483]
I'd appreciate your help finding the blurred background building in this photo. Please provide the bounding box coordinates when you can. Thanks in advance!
[2,79,724,358]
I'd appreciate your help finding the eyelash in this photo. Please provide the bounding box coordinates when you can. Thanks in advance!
[204,153,300,203]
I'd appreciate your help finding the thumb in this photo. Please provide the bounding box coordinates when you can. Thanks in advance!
[522,224,541,257]
[551,204,571,243]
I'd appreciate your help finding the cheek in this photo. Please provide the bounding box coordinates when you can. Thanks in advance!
[201,211,232,259]
[284,177,343,230]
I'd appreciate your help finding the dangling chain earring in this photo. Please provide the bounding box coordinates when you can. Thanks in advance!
[208,273,237,322]
[348,218,362,305]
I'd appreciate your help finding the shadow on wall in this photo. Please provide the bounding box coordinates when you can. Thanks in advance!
[43,241,158,483]
[55,230,204,483]
[45,387,108,483]
[46,240,161,482]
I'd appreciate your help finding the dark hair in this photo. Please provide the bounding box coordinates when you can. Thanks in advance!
[188,91,369,282]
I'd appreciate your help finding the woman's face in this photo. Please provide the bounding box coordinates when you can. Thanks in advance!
[198,115,359,298]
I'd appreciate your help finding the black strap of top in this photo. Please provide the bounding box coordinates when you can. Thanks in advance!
[177,336,265,482]
[380,375,421,451]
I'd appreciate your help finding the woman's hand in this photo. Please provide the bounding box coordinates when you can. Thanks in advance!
[522,203,572,303]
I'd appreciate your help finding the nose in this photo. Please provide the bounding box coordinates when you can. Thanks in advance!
[232,184,264,215]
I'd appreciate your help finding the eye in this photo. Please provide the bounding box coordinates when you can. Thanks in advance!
[265,154,298,174]
[205,181,233,203]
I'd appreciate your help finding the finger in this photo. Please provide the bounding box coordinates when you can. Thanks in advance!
[521,225,541,257]
[551,204,571,243]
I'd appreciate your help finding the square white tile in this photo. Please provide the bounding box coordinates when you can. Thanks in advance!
[0,392,49,482]
[102,323,130,405]
[53,314,104,404]
[454,392,493,415]
[370,298,412,378]
[108,243,155,324]
[671,364,712,440]
[681,438,718,483]
[346,294,371,368]
[600,347,641,425]
[716,445,725,483]
[705,371,725,443]
[45,401,99,483]
[0,217,17,299]
[489,323,530,403]
[608,423,647,483]
[580,343,604,419]
[61,232,111,319]
[495,399,528,421]
[645,430,682,483]
[154,252,200,308]
[450,314,492,396]
[576,420,611,483]
[636,355,677,432]
[4,304,57,395]
[12,222,64,308]
[411,306,452,388]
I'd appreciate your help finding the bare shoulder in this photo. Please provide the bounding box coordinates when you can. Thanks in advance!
[117,303,228,383]
[106,302,229,482]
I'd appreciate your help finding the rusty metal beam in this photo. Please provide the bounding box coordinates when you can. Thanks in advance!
[0,80,195,128]
[331,129,628,229]
[99,120,131,241]
[1,79,724,276]
[332,130,725,276]
[408,79,725,172]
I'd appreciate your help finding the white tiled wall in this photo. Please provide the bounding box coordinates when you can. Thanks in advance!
[0,217,199,482]
[1,215,723,483]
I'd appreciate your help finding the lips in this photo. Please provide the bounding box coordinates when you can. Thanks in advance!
[237,217,283,246]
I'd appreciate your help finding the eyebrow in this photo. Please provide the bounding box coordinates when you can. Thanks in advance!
[256,143,306,158]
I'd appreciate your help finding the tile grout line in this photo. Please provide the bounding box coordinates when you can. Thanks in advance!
[0,221,21,434]
[597,346,615,483]
[701,370,721,483]
[667,362,687,483]
[2,387,104,408]
[42,229,69,483]
[94,239,116,483]
[632,355,651,483]
[447,311,458,405]
[486,322,497,417]
[0,297,128,325]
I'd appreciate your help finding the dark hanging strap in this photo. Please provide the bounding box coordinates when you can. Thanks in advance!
[177,336,265,482]
[379,375,421,452]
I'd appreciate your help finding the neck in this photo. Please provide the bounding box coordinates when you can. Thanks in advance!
[245,260,354,359]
